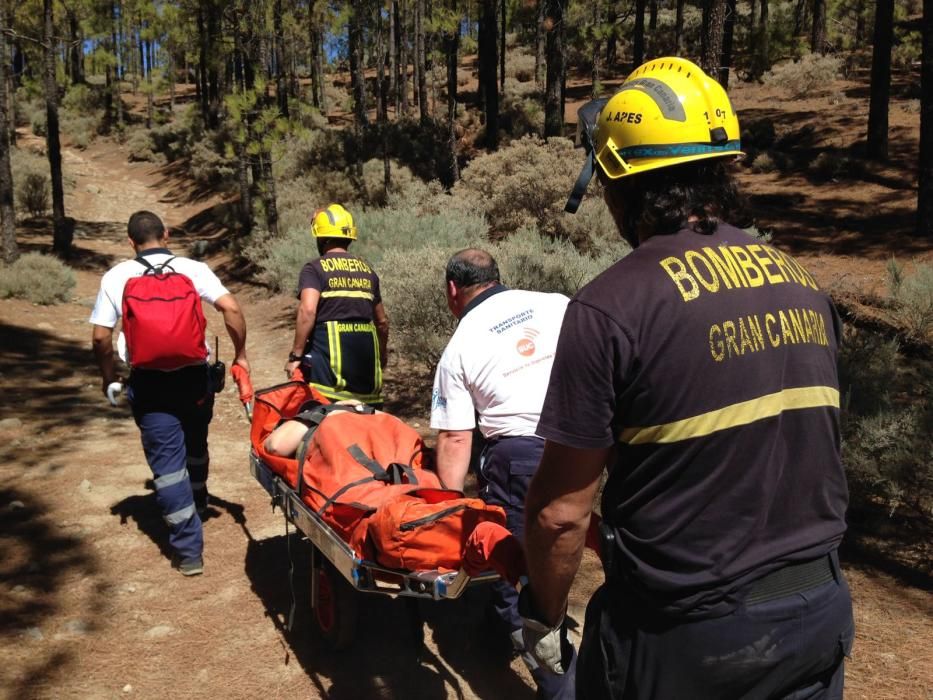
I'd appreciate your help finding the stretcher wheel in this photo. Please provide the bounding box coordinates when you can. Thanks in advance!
[312,560,357,650]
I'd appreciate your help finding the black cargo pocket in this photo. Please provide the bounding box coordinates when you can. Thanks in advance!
[508,459,538,507]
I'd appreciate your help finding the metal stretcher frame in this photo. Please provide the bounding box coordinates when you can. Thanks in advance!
[250,451,499,601]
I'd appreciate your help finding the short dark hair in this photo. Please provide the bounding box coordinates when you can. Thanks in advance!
[602,159,748,242]
[446,248,500,288]
[127,211,166,245]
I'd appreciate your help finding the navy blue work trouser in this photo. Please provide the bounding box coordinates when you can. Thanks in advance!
[577,552,855,700]
[479,436,577,700]
[128,365,214,562]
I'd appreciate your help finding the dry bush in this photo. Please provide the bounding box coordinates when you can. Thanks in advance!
[500,79,544,137]
[189,140,236,190]
[61,84,105,115]
[125,128,161,162]
[453,136,583,243]
[16,173,49,217]
[276,129,346,179]
[246,200,485,295]
[505,49,537,82]
[839,327,933,518]
[886,259,933,344]
[0,252,76,304]
[61,113,99,150]
[150,105,204,161]
[750,152,779,173]
[381,244,457,367]
[762,54,843,99]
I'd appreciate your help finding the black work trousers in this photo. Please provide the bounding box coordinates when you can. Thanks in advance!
[577,553,854,700]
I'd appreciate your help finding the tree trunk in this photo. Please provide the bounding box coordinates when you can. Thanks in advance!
[535,0,545,86]
[634,0,647,68]
[867,0,894,160]
[649,0,658,31]
[793,0,808,36]
[259,152,278,236]
[274,0,288,117]
[479,0,498,148]
[720,0,737,86]
[206,2,221,128]
[197,5,210,124]
[757,0,769,77]
[399,0,410,116]
[499,0,506,92]
[543,0,563,137]
[0,20,18,262]
[44,0,69,255]
[446,0,460,183]
[389,0,397,117]
[675,0,686,52]
[918,0,933,236]
[349,3,367,128]
[68,10,84,85]
[112,1,123,127]
[416,0,429,124]
[591,3,601,96]
[810,0,826,53]
[702,0,727,78]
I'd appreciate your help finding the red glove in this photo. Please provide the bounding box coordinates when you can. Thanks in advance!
[463,521,527,585]
[231,364,254,405]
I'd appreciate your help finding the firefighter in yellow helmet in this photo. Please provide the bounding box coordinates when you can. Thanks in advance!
[521,58,854,699]
[285,204,389,406]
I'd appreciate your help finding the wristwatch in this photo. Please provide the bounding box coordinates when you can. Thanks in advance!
[288,352,303,363]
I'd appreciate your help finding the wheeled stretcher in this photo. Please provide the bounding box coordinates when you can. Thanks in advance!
[246,380,501,648]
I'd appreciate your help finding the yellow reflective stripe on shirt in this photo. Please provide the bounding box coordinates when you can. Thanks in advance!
[619,386,840,445]
[310,383,383,404]
[370,325,383,391]
[320,290,375,301]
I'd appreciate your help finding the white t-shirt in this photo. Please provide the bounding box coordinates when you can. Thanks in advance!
[430,287,570,440]
[89,250,229,362]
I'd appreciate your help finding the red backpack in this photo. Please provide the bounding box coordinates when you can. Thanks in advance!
[122,256,207,370]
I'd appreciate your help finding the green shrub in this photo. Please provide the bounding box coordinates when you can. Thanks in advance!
[750,152,779,173]
[505,49,536,82]
[246,200,485,294]
[125,128,160,162]
[453,136,583,243]
[762,54,843,99]
[61,84,104,114]
[16,173,49,217]
[838,325,933,517]
[189,140,236,190]
[277,128,346,179]
[61,113,99,150]
[0,253,76,304]
[886,259,933,344]
[30,108,47,137]
[500,79,544,137]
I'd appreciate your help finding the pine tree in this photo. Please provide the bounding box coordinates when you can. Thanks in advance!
[44,0,70,255]
[543,0,563,137]
[867,0,894,160]
[0,17,18,262]
[918,0,933,236]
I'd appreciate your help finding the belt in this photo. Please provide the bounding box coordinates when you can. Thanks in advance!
[745,554,835,605]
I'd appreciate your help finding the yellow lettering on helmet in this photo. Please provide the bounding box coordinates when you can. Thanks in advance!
[660,257,700,301]
[685,250,720,293]
[709,324,725,362]
[729,246,764,288]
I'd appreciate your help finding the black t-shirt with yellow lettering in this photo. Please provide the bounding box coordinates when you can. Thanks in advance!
[297,251,382,321]
[537,223,848,618]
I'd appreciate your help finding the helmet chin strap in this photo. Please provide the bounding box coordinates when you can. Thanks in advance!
[564,150,595,214]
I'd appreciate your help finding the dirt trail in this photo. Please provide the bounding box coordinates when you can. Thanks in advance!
[0,137,930,700]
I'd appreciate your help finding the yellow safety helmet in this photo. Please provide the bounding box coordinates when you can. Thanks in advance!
[565,57,743,213]
[311,203,358,240]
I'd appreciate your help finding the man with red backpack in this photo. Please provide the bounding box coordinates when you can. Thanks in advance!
[90,211,250,576]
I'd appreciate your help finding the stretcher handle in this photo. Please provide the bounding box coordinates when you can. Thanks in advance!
[231,364,254,420]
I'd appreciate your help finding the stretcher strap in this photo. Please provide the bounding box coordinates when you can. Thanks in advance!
[294,404,365,497]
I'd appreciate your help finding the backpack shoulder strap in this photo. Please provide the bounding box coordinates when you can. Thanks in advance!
[135,255,177,274]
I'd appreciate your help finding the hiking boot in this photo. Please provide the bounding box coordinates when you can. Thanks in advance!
[176,556,204,577]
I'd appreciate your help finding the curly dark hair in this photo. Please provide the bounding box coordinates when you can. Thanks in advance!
[600,159,748,246]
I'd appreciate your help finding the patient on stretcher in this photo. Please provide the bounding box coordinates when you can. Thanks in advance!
[264,399,365,457]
